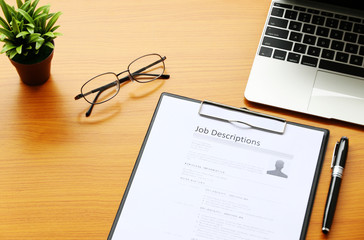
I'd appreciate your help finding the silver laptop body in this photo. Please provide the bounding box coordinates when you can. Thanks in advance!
[245,0,364,125]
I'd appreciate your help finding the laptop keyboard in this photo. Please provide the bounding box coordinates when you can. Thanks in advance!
[259,2,364,78]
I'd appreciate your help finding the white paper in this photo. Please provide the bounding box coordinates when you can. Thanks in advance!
[110,95,325,240]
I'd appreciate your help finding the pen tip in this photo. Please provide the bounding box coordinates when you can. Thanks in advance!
[322,228,330,234]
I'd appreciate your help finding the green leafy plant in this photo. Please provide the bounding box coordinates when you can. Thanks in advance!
[0,0,61,62]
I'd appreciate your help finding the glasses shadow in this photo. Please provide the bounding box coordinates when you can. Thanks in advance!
[128,79,166,99]
[76,102,122,124]
[76,78,166,123]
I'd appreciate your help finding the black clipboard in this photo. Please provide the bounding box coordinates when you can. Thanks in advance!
[108,92,329,240]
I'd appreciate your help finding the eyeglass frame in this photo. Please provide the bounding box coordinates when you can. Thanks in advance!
[74,53,169,117]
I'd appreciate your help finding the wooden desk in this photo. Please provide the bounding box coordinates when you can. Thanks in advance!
[0,0,363,239]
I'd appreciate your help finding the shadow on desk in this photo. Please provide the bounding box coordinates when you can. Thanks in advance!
[14,77,72,143]
[243,98,364,132]
[76,79,166,123]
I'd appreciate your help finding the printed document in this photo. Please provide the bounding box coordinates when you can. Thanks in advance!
[110,95,326,240]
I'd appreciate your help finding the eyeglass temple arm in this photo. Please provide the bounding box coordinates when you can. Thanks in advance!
[117,73,170,80]
[85,89,104,117]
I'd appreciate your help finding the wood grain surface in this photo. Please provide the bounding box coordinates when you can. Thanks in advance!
[0,0,363,239]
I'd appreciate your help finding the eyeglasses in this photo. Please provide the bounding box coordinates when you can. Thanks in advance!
[75,53,169,117]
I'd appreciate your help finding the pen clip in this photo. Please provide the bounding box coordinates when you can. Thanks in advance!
[331,141,340,168]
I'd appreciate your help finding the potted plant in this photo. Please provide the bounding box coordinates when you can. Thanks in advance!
[0,0,61,85]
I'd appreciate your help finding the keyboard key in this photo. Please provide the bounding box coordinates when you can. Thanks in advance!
[349,17,361,23]
[302,24,316,34]
[262,36,293,51]
[339,21,353,31]
[353,23,364,34]
[359,46,364,56]
[303,34,317,45]
[268,17,288,28]
[330,30,343,40]
[271,7,284,17]
[298,12,312,23]
[308,9,320,14]
[259,46,273,57]
[336,52,349,63]
[350,55,363,66]
[274,3,292,9]
[331,40,344,51]
[293,43,307,53]
[321,11,334,17]
[266,27,289,39]
[335,14,347,20]
[325,18,339,28]
[319,59,364,78]
[358,35,364,45]
[287,52,301,63]
[344,32,358,43]
[345,43,359,54]
[294,6,306,12]
[289,32,303,42]
[312,15,325,25]
[301,55,318,67]
[316,26,329,37]
[317,37,330,48]
[308,46,321,57]
[273,49,287,60]
[321,49,335,60]
[289,21,302,31]
[285,10,298,20]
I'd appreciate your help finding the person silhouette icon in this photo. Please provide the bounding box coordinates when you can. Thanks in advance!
[267,160,288,178]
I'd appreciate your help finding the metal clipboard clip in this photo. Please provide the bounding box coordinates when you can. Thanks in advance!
[198,100,287,134]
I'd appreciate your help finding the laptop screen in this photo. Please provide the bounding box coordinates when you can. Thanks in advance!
[312,0,364,11]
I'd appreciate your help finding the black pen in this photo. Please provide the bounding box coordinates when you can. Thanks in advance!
[322,136,349,234]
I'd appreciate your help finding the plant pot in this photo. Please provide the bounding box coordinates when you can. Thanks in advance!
[10,47,54,86]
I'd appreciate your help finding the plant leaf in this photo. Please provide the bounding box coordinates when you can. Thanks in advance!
[33,5,50,16]
[44,41,54,49]
[43,32,54,38]
[17,8,35,25]
[25,23,35,28]
[16,31,29,38]
[0,0,11,23]
[16,0,23,8]
[31,0,40,9]
[11,17,20,35]
[28,33,41,43]
[34,13,47,22]
[50,25,60,32]
[0,28,14,40]
[19,0,30,11]
[0,42,16,53]
[35,38,44,50]
[26,26,34,34]
[16,44,22,54]
[9,48,18,59]
[45,11,62,32]
[0,16,10,30]
[53,32,62,37]
[8,5,17,18]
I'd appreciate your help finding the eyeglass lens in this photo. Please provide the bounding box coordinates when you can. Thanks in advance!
[128,54,165,82]
[81,73,120,104]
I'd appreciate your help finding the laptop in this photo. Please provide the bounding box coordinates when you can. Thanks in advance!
[245,0,364,125]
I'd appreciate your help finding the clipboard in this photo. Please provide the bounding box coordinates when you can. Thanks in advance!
[108,92,329,240]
